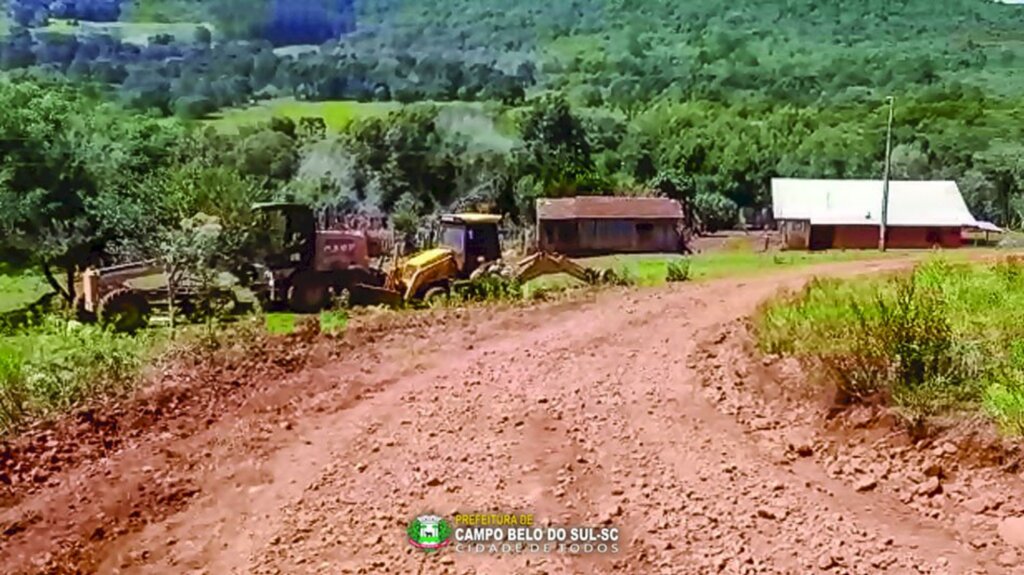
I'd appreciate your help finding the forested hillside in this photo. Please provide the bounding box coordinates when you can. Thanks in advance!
[2,0,1024,285]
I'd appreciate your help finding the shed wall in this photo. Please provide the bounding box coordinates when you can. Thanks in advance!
[539,218,680,256]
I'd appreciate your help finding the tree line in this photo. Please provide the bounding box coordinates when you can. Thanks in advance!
[0,29,532,117]
[4,74,1024,306]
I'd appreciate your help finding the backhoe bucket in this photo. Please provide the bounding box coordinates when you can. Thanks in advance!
[349,283,404,308]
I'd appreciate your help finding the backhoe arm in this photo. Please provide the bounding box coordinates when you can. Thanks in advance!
[513,252,600,284]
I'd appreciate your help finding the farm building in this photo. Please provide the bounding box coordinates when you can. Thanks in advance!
[535,196,686,256]
[770,179,982,250]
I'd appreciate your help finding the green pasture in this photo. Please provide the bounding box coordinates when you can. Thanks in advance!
[39,18,213,44]
[207,98,401,132]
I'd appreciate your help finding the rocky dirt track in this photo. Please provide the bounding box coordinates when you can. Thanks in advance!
[5,258,1024,574]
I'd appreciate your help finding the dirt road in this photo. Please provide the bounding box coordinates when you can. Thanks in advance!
[3,259,1022,574]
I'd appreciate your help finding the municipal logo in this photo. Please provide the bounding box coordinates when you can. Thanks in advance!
[408,514,453,552]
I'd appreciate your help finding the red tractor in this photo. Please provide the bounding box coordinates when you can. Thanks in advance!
[248,202,387,313]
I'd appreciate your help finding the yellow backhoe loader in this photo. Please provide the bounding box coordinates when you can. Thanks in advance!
[350,213,616,307]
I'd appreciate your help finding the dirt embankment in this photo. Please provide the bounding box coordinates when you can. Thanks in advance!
[3,258,1024,574]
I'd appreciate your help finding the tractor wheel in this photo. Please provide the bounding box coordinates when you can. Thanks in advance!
[288,275,331,314]
[423,286,450,305]
[70,293,96,323]
[97,289,151,333]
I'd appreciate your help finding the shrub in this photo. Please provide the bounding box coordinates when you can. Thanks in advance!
[666,258,691,283]
[453,276,523,303]
[613,266,637,286]
[985,381,1024,435]
[319,310,349,334]
[0,346,30,432]
[0,318,151,434]
[981,341,1024,435]
[993,256,1024,286]
[693,193,738,232]
[21,320,149,410]
[755,259,997,426]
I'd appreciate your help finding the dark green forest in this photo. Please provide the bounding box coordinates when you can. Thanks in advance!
[2,0,1024,288]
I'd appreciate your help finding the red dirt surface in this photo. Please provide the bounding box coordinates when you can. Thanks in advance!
[3,258,1024,574]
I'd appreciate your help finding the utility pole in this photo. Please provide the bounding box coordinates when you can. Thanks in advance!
[879,96,895,252]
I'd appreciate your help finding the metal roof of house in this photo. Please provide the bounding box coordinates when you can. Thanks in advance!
[770,179,979,227]
[536,196,684,220]
[972,221,1004,233]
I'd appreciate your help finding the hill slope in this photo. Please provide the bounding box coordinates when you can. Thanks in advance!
[84,0,1024,101]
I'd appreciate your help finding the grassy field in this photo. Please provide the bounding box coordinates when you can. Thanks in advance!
[38,19,213,44]
[207,98,525,135]
[755,255,1024,433]
[264,310,349,335]
[207,98,402,132]
[525,248,920,293]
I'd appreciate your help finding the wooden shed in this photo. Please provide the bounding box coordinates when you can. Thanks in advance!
[535,196,685,256]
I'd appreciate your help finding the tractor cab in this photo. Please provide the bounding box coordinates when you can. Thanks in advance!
[252,202,317,270]
[438,213,502,278]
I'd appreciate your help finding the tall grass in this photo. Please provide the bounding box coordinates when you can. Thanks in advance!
[755,257,1024,431]
[0,318,152,434]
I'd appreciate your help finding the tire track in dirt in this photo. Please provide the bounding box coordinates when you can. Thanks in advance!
[4,257,1019,574]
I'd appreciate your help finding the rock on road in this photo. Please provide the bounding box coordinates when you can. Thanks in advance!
[1,259,1013,574]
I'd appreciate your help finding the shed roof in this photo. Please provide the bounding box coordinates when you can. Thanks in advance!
[771,179,979,228]
[536,196,684,221]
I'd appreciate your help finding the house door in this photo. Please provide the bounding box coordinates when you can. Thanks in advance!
[635,222,655,250]
[809,225,835,251]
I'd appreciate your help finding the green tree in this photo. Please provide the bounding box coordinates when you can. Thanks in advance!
[390,192,422,253]
[693,193,737,233]
[608,77,642,119]
[975,142,1024,227]
[155,213,225,331]
[890,143,931,180]
[517,95,593,190]
[235,129,299,183]
[0,79,185,300]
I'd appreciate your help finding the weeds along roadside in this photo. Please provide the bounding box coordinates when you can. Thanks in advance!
[754,255,1024,434]
[0,312,277,436]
